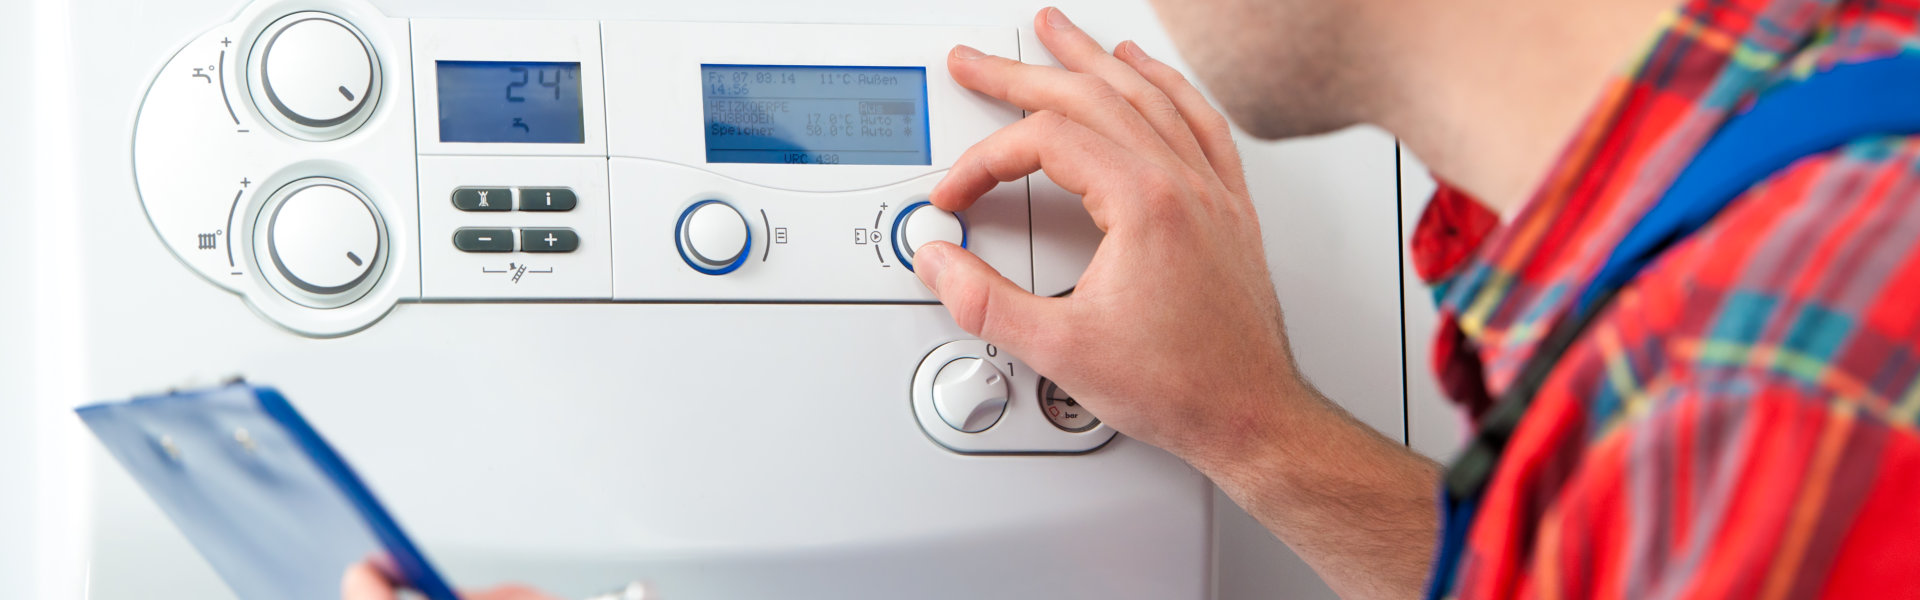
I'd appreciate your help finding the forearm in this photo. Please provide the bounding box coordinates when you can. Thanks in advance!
[1193,380,1442,600]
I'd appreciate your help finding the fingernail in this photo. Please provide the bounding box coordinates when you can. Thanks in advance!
[931,172,959,203]
[952,44,985,60]
[914,243,948,291]
[1045,7,1075,30]
[1120,40,1148,60]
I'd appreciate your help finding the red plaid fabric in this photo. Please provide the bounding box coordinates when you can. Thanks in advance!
[1414,0,1920,597]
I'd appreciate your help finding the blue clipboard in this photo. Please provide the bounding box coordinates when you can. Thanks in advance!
[77,382,458,600]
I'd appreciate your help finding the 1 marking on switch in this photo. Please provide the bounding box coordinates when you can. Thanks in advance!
[338,86,355,101]
[346,252,362,266]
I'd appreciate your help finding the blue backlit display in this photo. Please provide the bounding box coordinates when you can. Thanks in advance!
[703,64,931,165]
[437,61,584,144]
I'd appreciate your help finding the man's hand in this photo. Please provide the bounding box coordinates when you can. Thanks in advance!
[342,561,559,600]
[915,8,1442,599]
[917,6,1297,470]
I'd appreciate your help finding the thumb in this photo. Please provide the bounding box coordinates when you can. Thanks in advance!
[913,241,1067,358]
[462,585,563,600]
[340,562,398,600]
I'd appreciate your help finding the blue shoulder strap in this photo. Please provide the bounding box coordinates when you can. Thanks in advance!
[1575,55,1920,313]
[1428,53,1920,600]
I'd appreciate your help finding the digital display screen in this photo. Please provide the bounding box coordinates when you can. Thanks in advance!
[702,64,932,165]
[437,61,585,144]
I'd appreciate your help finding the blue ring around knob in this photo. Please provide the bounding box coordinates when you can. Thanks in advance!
[891,200,968,272]
[675,199,751,276]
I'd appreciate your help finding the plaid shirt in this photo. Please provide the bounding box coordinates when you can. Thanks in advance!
[1414,0,1920,597]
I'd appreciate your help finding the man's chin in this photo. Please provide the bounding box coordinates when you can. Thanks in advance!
[1225,104,1360,141]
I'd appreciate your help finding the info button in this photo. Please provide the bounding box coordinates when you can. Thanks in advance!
[518,188,577,212]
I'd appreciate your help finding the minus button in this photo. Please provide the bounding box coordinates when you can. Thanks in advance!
[453,227,515,252]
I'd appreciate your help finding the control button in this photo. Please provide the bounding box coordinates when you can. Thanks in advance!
[518,188,577,212]
[676,200,751,275]
[453,228,514,253]
[931,358,1009,433]
[1039,379,1099,433]
[452,188,511,212]
[521,228,579,253]
[891,200,967,272]
[252,12,378,138]
[267,183,380,295]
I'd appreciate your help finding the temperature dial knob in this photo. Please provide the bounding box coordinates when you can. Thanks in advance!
[676,200,751,275]
[891,200,967,272]
[249,12,380,140]
[931,357,1009,433]
[255,178,385,308]
[1039,379,1100,432]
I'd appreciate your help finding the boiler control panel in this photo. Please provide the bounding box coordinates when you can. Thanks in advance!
[134,0,1037,336]
[132,0,1113,454]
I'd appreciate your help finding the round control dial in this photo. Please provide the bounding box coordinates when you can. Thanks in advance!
[931,357,1009,433]
[249,12,380,140]
[1039,379,1099,432]
[910,339,1116,453]
[255,178,385,308]
[676,200,751,275]
[891,200,967,272]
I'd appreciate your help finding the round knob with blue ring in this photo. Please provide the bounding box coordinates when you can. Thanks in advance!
[891,200,967,272]
[676,200,751,275]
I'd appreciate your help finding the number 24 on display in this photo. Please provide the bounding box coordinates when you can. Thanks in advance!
[505,66,571,102]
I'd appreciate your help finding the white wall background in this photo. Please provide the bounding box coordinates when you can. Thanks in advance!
[7,1,91,597]
[0,0,39,595]
[1396,147,1469,462]
[1216,125,1403,600]
[12,0,94,595]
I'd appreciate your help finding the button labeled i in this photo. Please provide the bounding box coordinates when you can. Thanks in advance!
[517,188,577,212]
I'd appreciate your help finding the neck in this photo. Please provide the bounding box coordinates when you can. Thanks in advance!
[1366,0,1676,215]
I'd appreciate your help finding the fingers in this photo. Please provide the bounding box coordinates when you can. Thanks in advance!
[1031,8,1212,174]
[340,563,398,600]
[464,585,563,600]
[930,110,1142,230]
[948,46,1170,163]
[914,242,1071,361]
[1113,41,1248,195]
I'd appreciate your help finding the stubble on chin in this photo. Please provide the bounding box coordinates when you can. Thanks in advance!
[1148,0,1369,140]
